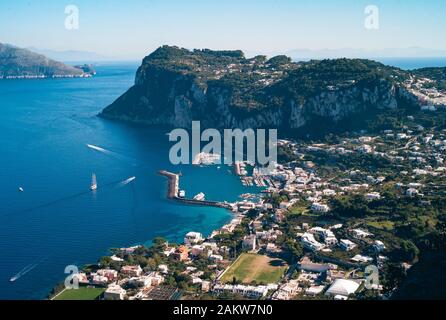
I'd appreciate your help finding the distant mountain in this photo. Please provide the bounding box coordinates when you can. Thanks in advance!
[26,47,109,62]
[0,43,94,79]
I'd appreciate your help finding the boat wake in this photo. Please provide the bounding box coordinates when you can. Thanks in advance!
[10,256,47,282]
[119,176,136,187]
[86,144,136,166]
[86,144,112,155]
[2,176,133,218]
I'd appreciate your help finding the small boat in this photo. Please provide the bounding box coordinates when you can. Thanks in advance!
[18,187,24,192]
[193,192,205,201]
[90,173,98,191]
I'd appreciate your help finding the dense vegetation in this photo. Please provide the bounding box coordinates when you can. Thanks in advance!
[103,45,446,135]
[412,67,446,90]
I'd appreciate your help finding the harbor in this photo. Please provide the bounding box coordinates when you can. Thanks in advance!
[158,170,233,210]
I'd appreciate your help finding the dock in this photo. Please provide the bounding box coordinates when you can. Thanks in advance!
[158,170,233,210]
[159,170,180,199]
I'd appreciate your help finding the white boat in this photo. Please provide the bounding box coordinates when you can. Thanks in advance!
[90,173,98,191]
[18,187,24,192]
[10,276,18,282]
[193,192,205,201]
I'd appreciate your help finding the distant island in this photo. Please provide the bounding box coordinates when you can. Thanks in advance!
[100,45,446,136]
[0,43,96,79]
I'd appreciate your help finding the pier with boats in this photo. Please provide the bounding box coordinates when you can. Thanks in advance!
[158,170,233,210]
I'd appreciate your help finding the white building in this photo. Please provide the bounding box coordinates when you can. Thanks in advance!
[339,239,357,251]
[213,284,269,299]
[322,189,336,196]
[374,240,386,252]
[242,235,257,251]
[351,229,373,239]
[301,233,325,251]
[325,279,361,298]
[357,145,373,154]
[305,285,325,296]
[121,265,143,277]
[266,243,279,253]
[191,245,208,257]
[309,227,326,235]
[351,254,373,263]
[365,192,381,201]
[92,274,109,286]
[111,255,124,262]
[96,269,118,282]
[324,235,338,246]
[406,188,419,197]
[184,232,204,246]
[104,284,126,300]
[158,264,169,274]
[201,281,211,292]
[310,227,337,246]
[311,203,330,213]
[272,280,301,300]
[209,254,223,262]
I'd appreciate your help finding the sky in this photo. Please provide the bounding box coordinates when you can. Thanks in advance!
[0,0,445,60]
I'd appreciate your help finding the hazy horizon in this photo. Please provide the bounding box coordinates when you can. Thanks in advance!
[1,0,446,61]
[5,44,446,64]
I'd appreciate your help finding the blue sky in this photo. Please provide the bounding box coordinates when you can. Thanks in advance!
[0,0,445,59]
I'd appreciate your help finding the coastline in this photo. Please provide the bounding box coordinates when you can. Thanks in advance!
[0,74,93,80]
[47,168,240,299]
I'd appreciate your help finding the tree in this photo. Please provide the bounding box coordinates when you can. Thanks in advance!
[98,256,112,268]
[246,209,259,220]
[400,240,420,263]
[152,237,168,249]
[382,262,406,294]
[284,240,304,264]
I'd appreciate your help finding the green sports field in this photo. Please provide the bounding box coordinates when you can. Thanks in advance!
[53,287,105,300]
[220,253,288,285]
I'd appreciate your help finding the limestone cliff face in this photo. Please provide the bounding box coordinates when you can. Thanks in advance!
[100,46,418,131]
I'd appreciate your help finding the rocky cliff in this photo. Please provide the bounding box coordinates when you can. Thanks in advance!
[100,46,422,133]
[0,43,95,79]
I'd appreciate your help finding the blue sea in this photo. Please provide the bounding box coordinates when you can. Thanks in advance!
[376,57,446,70]
[0,63,259,300]
[0,58,444,300]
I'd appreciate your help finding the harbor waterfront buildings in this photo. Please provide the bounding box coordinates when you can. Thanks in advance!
[52,119,446,300]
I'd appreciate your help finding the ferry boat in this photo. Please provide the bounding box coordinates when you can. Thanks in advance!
[90,173,98,191]
[193,192,205,201]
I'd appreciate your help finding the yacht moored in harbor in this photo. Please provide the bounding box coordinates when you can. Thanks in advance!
[193,192,205,201]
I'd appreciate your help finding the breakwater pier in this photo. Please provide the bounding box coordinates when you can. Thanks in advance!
[158,170,233,210]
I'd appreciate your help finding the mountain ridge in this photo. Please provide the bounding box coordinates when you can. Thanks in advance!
[100,46,446,135]
[0,43,95,79]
